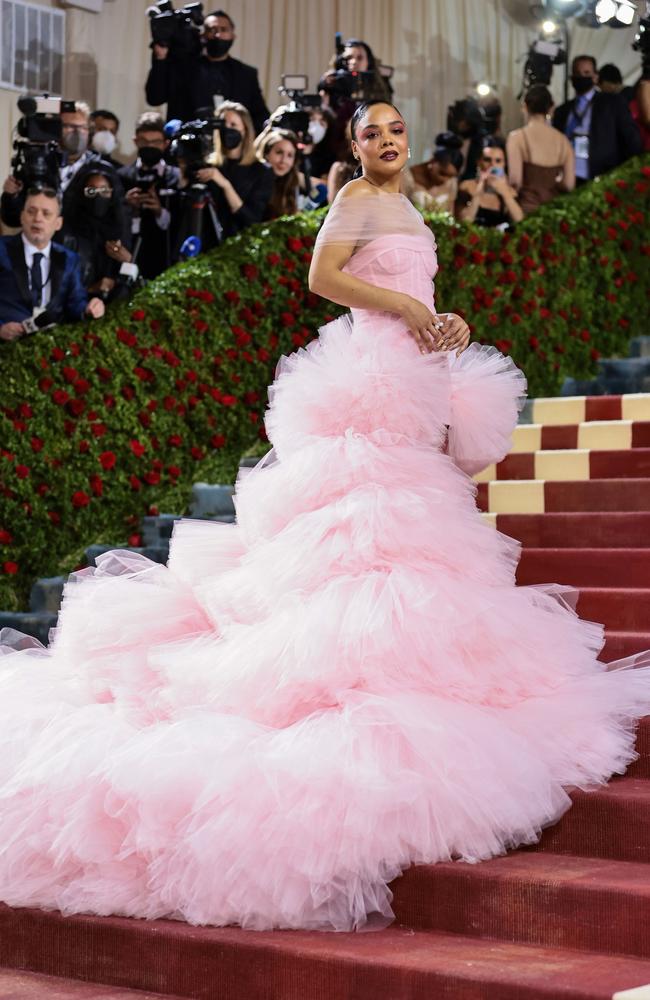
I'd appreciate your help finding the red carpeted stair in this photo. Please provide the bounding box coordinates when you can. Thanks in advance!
[1,394,650,999]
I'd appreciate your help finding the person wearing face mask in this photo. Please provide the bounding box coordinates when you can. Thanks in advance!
[171,100,272,255]
[89,109,122,170]
[59,167,132,304]
[118,112,181,280]
[1,101,121,229]
[303,106,345,181]
[145,9,270,135]
[552,55,642,184]
[456,138,524,228]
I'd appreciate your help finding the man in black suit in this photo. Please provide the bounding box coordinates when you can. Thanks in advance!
[552,55,642,183]
[0,188,104,343]
[145,9,270,134]
[118,112,181,280]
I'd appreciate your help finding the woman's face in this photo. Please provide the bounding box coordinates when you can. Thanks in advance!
[266,139,296,177]
[220,110,245,154]
[351,103,408,178]
[479,146,505,173]
[428,158,457,185]
[84,173,113,199]
[344,45,369,73]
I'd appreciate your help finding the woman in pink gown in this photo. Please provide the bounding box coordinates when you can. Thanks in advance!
[1,101,650,933]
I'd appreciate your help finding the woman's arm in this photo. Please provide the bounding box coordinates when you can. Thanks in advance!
[557,136,576,192]
[506,132,523,191]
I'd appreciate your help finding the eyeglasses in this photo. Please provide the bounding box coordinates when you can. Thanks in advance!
[83,186,112,198]
[62,124,89,132]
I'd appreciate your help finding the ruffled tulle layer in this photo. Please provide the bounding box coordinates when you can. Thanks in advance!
[1,311,650,931]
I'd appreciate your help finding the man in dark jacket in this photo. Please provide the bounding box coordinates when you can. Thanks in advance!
[553,55,642,183]
[118,112,181,280]
[145,9,270,135]
[0,188,104,343]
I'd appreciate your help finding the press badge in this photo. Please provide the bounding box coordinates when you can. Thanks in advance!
[574,135,589,160]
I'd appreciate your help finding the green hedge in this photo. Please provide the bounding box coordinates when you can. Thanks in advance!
[1,156,649,607]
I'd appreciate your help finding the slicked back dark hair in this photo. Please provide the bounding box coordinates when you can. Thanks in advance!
[350,100,404,142]
[206,9,235,28]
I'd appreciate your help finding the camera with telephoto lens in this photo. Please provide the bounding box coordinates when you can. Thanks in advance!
[146,0,204,59]
[167,113,241,183]
[318,32,376,110]
[11,94,75,190]
[633,2,650,79]
[271,75,322,143]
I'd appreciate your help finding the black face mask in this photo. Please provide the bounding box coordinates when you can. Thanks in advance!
[85,196,111,218]
[221,126,243,150]
[139,146,164,167]
[572,75,595,96]
[205,37,233,58]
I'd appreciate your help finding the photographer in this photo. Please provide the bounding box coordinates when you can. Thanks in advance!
[118,112,180,280]
[59,166,133,305]
[456,137,524,229]
[89,109,122,169]
[145,8,270,135]
[256,129,303,219]
[1,100,119,229]
[0,187,104,343]
[170,100,272,256]
[319,38,392,125]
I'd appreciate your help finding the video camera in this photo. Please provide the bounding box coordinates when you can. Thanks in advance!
[319,32,376,109]
[271,75,321,144]
[520,38,566,94]
[633,1,650,79]
[11,94,75,190]
[167,112,241,183]
[147,0,204,59]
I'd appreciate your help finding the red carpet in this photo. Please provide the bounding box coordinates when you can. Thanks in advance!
[1,396,650,998]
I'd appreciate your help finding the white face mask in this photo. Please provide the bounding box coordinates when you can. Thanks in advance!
[308,121,327,145]
[91,130,117,156]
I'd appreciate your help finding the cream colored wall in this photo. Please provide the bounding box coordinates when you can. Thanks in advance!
[0,0,644,177]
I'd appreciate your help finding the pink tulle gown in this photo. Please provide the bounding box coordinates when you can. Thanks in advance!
[1,190,650,932]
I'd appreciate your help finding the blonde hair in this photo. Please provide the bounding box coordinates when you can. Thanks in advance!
[255,128,301,218]
[208,100,257,167]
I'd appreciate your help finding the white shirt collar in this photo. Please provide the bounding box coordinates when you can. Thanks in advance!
[21,234,52,261]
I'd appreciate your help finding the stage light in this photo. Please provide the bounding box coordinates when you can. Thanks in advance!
[542,18,559,31]
[617,0,636,24]
[595,0,617,20]
[476,82,492,97]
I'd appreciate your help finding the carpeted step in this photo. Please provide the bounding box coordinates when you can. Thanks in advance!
[517,549,650,588]
[530,393,650,426]
[494,513,650,549]
[0,969,183,998]
[477,478,650,514]
[602,631,650,661]
[482,448,650,483]
[511,420,650,453]
[534,778,650,863]
[2,906,650,1000]
[628,717,650,779]
[189,482,235,520]
[0,611,56,646]
[391,853,650,959]
[576,589,650,631]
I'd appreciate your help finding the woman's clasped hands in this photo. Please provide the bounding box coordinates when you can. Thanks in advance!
[397,294,470,356]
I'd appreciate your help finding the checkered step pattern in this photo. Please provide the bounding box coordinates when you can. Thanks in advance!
[478,393,650,664]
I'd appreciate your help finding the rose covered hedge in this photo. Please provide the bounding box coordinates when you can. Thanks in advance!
[1,156,649,607]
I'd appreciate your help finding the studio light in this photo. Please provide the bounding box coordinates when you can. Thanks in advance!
[595,0,617,19]
[594,0,638,23]
[476,82,492,97]
[542,18,559,31]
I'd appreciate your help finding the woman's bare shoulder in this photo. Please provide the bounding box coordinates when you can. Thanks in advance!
[336,179,379,201]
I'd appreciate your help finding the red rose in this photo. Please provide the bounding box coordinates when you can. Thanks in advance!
[129,475,141,491]
[67,399,86,417]
[163,396,177,411]
[266,252,281,266]
[90,424,107,438]
[224,290,240,305]
[193,347,204,360]
[286,236,303,253]
[62,366,78,384]
[590,348,601,360]
[168,465,181,478]
[131,309,146,321]
[528,336,539,349]
[30,437,44,452]
[48,511,61,525]
[281,311,295,327]
[89,474,103,497]
[221,395,238,407]
[0,529,12,544]
[495,339,512,353]
[15,464,29,479]
[50,347,65,362]
[143,471,161,485]
[190,446,204,460]
[241,263,258,280]
[553,344,566,354]
[72,490,90,507]
[52,389,70,406]
[100,451,116,470]
[117,328,137,347]
[3,561,18,575]
[128,533,143,546]
[168,434,183,447]
[194,320,209,333]
[130,440,146,457]
[39,376,54,392]
[79,440,90,453]
[580,330,591,342]
[134,366,154,382]
[74,379,90,396]
[210,434,226,448]
[197,290,214,303]
[257,348,270,362]
[291,333,306,347]
[539,307,552,319]
[470,250,485,265]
